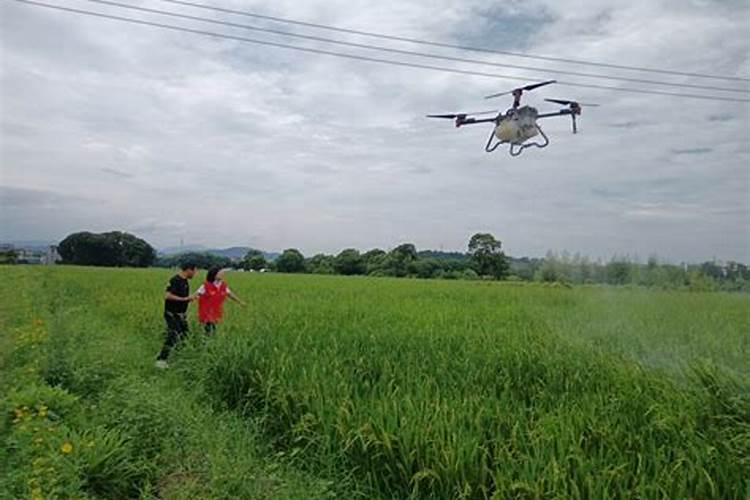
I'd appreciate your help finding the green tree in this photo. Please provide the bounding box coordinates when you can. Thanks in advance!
[334,249,366,275]
[687,271,717,292]
[58,231,155,267]
[468,233,508,280]
[107,231,156,267]
[363,249,387,275]
[700,261,724,281]
[606,260,631,285]
[307,254,335,274]
[383,243,418,277]
[0,249,18,265]
[243,249,267,271]
[408,258,443,279]
[154,252,232,270]
[535,251,561,283]
[276,249,306,273]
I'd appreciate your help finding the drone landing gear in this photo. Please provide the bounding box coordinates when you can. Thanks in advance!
[484,129,505,153]
[485,125,550,156]
[510,126,549,156]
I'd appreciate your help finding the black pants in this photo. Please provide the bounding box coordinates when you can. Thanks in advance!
[203,322,217,336]
[157,312,188,361]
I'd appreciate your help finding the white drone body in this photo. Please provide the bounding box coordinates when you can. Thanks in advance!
[427,80,598,157]
[495,106,540,144]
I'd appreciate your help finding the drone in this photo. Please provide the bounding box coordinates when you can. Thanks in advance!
[427,80,598,156]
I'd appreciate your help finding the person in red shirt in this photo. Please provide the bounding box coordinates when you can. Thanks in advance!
[195,267,245,335]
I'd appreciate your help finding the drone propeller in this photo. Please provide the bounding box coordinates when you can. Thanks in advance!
[485,80,557,99]
[427,114,464,119]
[543,99,599,134]
[545,98,600,107]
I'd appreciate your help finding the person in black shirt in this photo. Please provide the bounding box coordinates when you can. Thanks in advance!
[155,262,197,368]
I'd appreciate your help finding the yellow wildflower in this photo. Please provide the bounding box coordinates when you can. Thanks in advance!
[60,442,73,454]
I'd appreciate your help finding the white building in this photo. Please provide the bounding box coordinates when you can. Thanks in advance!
[42,245,62,265]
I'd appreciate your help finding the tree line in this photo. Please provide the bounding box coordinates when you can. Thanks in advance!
[235,234,509,280]
[527,251,750,292]
[31,230,750,292]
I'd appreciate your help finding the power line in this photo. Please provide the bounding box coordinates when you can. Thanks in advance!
[11,0,750,104]
[158,0,750,84]
[78,0,749,95]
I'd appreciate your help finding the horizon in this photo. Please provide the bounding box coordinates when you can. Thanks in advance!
[2,235,746,266]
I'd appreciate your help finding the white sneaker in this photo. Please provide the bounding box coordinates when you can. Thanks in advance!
[155,360,169,369]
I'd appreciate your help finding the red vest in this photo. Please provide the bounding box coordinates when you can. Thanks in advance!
[198,280,228,323]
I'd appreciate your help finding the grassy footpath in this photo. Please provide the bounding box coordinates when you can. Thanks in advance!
[0,266,341,499]
[2,266,749,499]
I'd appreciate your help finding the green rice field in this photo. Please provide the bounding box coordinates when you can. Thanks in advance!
[1,265,748,499]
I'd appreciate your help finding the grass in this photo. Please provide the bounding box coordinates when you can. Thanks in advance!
[1,265,748,499]
[0,266,338,499]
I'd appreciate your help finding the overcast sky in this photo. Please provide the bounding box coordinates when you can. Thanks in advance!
[1,0,748,261]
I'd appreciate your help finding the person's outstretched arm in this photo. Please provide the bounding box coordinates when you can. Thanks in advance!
[165,291,194,302]
[227,289,245,306]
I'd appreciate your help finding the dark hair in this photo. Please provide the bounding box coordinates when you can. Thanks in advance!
[206,266,221,283]
[180,261,197,271]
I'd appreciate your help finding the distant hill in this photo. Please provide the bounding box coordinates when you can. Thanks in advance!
[159,244,208,255]
[211,247,253,260]
[0,240,56,251]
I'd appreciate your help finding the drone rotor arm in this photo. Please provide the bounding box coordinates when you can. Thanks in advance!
[458,117,497,125]
[427,112,497,128]
[537,110,574,119]
[537,109,581,133]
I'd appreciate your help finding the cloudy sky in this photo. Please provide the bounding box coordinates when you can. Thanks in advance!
[1,0,748,261]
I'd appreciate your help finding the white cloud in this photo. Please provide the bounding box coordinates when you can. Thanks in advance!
[1,0,748,261]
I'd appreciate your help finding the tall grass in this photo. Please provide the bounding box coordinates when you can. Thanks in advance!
[2,267,749,498]
[0,266,338,499]
[181,273,749,498]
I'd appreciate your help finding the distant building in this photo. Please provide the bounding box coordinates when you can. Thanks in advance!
[42,245,62,265]
[16,248,42,264]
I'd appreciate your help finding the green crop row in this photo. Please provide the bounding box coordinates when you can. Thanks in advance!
[1,266,748,499]
[0,266,338,499]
